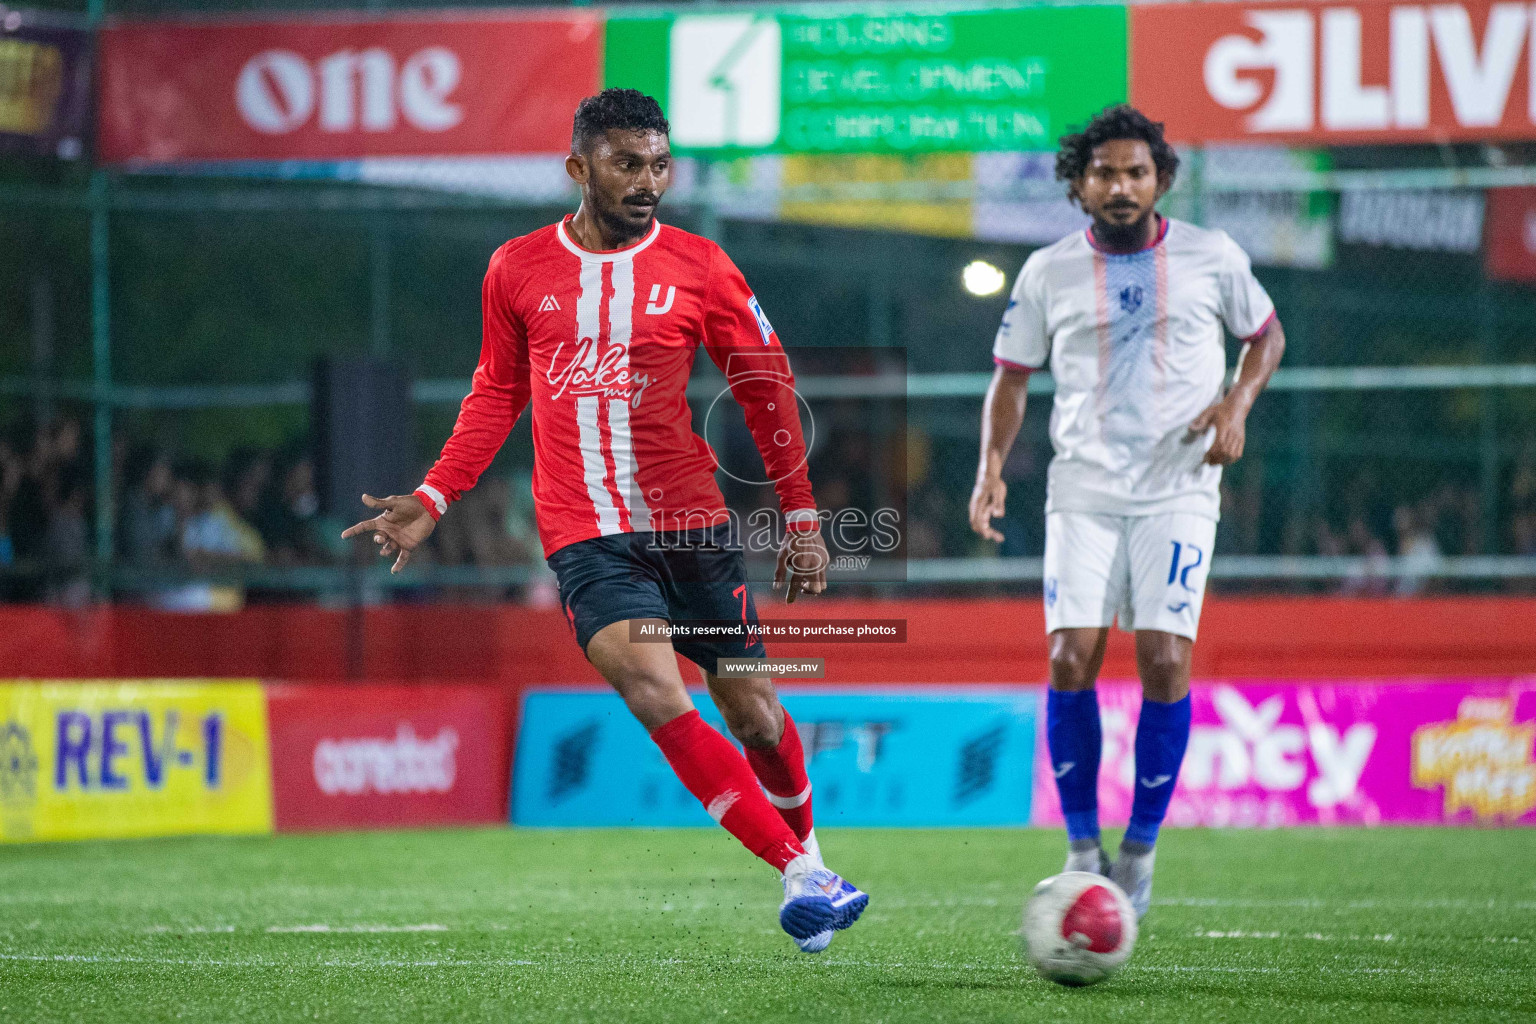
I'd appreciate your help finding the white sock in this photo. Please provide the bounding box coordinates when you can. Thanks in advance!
[802,828,824,867]
[783,853,818,881]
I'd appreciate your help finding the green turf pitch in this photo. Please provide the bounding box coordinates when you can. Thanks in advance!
[1,828,1532,1023]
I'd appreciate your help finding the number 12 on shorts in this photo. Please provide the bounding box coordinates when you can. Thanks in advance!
[1167,541,1204,592]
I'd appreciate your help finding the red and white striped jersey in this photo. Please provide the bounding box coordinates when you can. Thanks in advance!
[416,216,816,558]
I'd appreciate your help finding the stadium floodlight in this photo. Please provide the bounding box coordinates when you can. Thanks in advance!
[961,260,1006,297]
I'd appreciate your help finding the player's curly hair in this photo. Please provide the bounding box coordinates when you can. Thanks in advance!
[1054,104,1180,186]
[572,88,670,153]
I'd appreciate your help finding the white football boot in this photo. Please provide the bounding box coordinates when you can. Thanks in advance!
[1063,839,1113,876]
[1109,844,1155,920]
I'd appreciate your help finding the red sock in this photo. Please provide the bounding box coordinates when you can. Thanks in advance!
[743,710,815,842]
[650,710,805,872]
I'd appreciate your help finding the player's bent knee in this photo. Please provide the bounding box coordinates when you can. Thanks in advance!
[723,715,780,749]
[605,664,693,730]
[712,682,784,748]
[614,666,684,702]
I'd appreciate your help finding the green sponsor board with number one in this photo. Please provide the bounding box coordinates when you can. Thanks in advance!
[605,5,1126,155]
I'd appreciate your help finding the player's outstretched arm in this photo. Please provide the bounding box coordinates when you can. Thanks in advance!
[970,366,1032,543]
[341,493,437,573]
[698,245,824,602]
[1188,317,1286,466]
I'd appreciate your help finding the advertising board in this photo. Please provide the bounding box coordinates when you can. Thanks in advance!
[1485,186,1536,281]
[0,17,91,159]
[98,13,602,163]
[0,681,273,842]
[1133,0,1536,146]
[1030,679,1536,828]
[606,6,1126,154]
[513,688,1037,827]
[266,684,509,831]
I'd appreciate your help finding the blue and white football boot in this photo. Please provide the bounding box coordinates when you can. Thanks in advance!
[786,831,834,953]
[780,843,869,954]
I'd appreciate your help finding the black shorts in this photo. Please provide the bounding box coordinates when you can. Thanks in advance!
[547,523,767,672]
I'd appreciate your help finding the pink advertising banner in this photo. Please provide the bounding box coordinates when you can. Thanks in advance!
[1031,679,1536,828]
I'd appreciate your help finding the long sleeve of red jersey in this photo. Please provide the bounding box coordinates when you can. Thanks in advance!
[417,247,531,518]
[700,246,817,523]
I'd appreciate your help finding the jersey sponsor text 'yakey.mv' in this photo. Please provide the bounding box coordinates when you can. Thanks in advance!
[415,216,816,557]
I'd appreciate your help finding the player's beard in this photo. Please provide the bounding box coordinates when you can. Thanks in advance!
[1090,206,1154,251]
[595,195,658,246]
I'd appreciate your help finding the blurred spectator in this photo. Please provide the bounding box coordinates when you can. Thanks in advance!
[1312,516,1346,558]
[1423,482,1481,556]
[225,448,272,554]
[903,434,943,560]
[1341,516,1392,597]
[7,417,80,568]
[119,446,178,566]
[506,470,560,608]
[503,470,542,559]
[1392,503,1444,597]
[5,413,1536,603]
[1513,450,1536,557]
[905,486,944,560]
[43,463,91,607]
[0,433,21,568]
[467,476,530,567]
[433,474,531,601]
[155,461,264,612]
[188,460,264,562]
[256,453,325,566]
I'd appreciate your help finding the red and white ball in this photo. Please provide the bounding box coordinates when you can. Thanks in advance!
[1021,871,1138,986]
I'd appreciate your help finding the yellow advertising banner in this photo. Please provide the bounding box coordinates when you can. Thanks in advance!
[0,681,273,842]
[780,153,974,238]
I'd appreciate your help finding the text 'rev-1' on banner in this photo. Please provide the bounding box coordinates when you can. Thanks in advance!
[0,681,273,843]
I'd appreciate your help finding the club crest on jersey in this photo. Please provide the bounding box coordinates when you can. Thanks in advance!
[747,296,775,346]
[644,284,676,316]
[1118,285,1144,314]
[539,294,561,313]
[546,336,652,408]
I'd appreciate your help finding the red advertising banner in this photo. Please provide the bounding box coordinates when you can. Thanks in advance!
[98,12,601,163]
[1132,0,1536,145]
[1486,187,1536,281]
[266,683,510,831]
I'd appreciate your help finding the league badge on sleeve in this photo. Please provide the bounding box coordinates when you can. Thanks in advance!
[747,296,776,346]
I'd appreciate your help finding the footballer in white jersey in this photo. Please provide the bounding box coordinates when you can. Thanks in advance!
[969,105,1285,916]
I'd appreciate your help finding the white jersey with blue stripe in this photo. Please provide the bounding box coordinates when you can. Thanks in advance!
[993,217,1275,520]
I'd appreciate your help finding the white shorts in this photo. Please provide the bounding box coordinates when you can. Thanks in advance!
[1043,511,1217,640]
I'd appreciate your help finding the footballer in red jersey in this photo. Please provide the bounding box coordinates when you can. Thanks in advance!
[343,89,867,952]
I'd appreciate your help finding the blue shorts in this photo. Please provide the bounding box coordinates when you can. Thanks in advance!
[547,524,767,673]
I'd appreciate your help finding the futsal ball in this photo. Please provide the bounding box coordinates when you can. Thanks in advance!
[1021,871,1138,986]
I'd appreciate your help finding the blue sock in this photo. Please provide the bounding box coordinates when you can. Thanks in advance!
[1046,688,1102,843]
[1125,695,1192,848]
